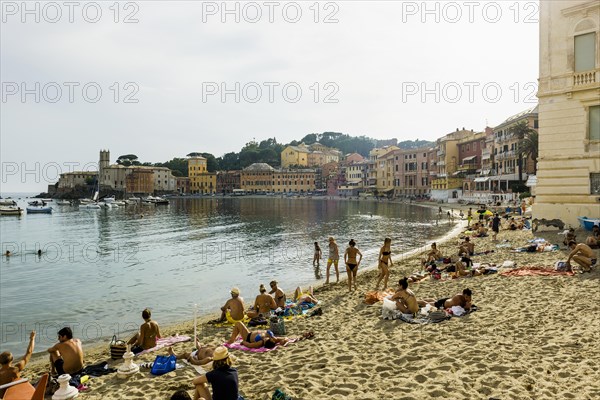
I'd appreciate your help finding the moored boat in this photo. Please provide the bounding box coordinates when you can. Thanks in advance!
[143,196,169,205]
[0,206,23,216]
[0,200,17,206]
[26,206,52,214]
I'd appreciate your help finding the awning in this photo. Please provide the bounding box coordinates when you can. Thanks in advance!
[462,155,476,162]
[482,154,490,160]
[474,177,489,182]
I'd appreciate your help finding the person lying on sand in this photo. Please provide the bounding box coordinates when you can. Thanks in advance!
[168,338,215,366]
[247,284,277,319]
[293,286,318,304]
[213,288,245,323]
[128,308,161,354]
[0,331,35,398]
[566,241,597,273]
[390,278,419,314]
[421,288,472,311]
[226,321,313,349]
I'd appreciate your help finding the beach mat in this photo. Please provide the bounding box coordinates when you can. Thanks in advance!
[500,266,575,277]
[134,335,191,357]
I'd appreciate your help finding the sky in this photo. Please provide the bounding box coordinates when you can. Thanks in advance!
[0,0,540,193]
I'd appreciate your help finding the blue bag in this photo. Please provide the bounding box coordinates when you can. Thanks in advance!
[150,354,176,376]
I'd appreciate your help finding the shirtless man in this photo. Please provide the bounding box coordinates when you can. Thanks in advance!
[390,278,419,314]
[47,327,84,376]
[422,242,443,266]
[422,288,472,311]
[215,288,245,323]
[247,284,277,319]
[566,241,597,273]
[269,280,286,308]
[0,331,35,398]
[128,308,161,354]
[167,338,215,366]
[459,237,475,256]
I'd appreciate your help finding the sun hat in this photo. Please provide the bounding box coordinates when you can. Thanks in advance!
[212,346,229,361]
[231,287,240,295]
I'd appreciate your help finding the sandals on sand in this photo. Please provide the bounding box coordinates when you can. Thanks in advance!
[301,331,315,340]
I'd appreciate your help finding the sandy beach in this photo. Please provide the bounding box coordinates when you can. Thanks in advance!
[15,210,600,400]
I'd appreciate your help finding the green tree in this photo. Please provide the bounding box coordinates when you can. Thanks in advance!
[218,152,240,171]
[508,121,535,182]
[201,153,219,172]
[117,154,138,166]
[518,130,539,175]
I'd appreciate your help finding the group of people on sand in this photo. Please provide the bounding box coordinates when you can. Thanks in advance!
[315,237,364,291]
[391,277,472,315]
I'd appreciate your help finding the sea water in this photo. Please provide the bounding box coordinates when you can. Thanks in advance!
[0,196,451,354]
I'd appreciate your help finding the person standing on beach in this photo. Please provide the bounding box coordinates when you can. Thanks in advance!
[128,308,161,354]
[344,239,362,291]
[467,208,473,227]
[325,237,340,284]
[313,242,322,267]
[375,238,392,290]
[47,327,84,376]
[0,331,35,398]
[492,213,501,241]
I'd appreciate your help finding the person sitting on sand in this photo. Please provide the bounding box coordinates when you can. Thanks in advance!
[226,321,312,349]
[128,308,161,354]
[168,338,215,366]
[566,241,597,273]
[422,288,472,311]
[170,389,193,400]
[422,242,443,266]
[247,284,277,319]
[269,280,286,308]
[563,228,576,247]
[459,237,475,256]
[192,346,244,400]
[0,331,35,398]
[293,286,318,304]
[586,225,600,248]
[47,327,84,376]
[474,224,488,237]
[214,288,245,323]
[390,278,419,314]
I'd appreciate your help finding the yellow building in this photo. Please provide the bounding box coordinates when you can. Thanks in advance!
[241,163,275,193]
[188,155,208,194]
[368,146,399,193]
[273,169,316,193]
[280,145,309,168]
[197,172,217,194]
[536,0,600,226]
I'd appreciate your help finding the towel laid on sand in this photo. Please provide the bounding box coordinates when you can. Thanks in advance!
[223,338,299,353]
[134,335,191,357]
[500,266,575,277]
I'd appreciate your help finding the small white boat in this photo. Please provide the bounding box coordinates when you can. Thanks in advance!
[80,203,101,209]
[0,200,17,206]
[55,200,72,206]
[0,206,23,216]
[113,200,126,206]
[28,200,47,207]
[102,196,116,203]
[144,196,169,205]
[26,206,52,214]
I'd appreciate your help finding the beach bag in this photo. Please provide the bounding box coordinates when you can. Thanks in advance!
[272,388,293,400]
[150,354,176,376]
[109,335,127,360]
[269,316,286,336]
[429,310,449,322]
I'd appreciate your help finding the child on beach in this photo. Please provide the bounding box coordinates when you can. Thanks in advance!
[313,242,322,267]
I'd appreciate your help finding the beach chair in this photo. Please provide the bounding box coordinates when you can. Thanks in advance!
[0,373,48,400]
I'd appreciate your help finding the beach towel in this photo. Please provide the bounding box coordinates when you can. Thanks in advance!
[364,289,395,305]
[500,266,575,277]
[134,335,191,357]
[223,338,300,353]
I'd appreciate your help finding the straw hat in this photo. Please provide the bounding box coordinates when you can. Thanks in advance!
[212,346,229,361]
[230,287,240,295]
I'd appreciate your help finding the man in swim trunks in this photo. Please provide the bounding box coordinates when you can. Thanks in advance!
[566,241,597,273]
[423,288,472,311]
[167,337,215,366]
[128,308,161,354]
[47,327,84,376]
[215,287,245,323]
[0,331,35,398]
[269,280,286,308]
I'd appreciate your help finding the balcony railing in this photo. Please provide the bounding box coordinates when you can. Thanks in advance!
[573,69,598,87]
[437,160,445,166]
[495,150,516,160]
[437,150,445,157]
[495,133,515,144]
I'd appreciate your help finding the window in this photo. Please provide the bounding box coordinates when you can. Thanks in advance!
[590,106,600,141]
[575,32,596,72]
[591,173,600,194]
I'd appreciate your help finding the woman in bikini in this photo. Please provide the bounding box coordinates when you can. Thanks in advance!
[269,280,286,308]
[325,237,340,284]
[344,239,362,291]
[226,321,313,349]
[375,237,392,290]
[247,284,277,319]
